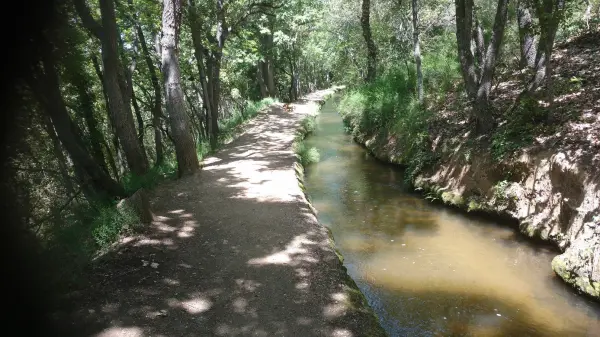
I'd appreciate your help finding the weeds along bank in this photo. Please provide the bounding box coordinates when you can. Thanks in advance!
[338,33,600,299]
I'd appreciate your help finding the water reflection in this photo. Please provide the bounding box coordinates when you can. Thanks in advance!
[304,98,600,337]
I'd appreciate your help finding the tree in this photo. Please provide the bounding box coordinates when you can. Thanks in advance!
[133,10,164,166]
[28,35,126,199]
[161,0,200,176]
[74,0,149,176]
[412,0,423,103]
[517,0,537,68]
[525,0,566,92]
[361,0,377,82]
[455,0,510,132]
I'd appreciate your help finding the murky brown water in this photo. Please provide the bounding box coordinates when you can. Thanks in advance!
[303,98,600,337]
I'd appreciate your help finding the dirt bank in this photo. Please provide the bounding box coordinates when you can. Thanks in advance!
[342,31,600,300]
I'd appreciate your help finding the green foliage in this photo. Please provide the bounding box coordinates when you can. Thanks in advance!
[122,161,178,194]
[294,142,320,167]
[91,203,140,249]
[339,66,438,179]
[300,115,317,134]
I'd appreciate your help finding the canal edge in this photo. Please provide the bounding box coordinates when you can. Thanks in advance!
[293,88,388,337]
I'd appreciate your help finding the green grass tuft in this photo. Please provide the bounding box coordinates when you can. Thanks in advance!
[294,142,320,167]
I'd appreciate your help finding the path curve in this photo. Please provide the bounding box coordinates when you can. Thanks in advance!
[59,88,386,337]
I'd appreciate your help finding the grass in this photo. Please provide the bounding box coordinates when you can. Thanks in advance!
[338,37,458,182]
[91,202,140,249]
[294,141,320,167]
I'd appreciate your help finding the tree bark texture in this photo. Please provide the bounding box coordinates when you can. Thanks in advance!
[361,0,377,82]
[161,0,200,176]
[517,0,537,68]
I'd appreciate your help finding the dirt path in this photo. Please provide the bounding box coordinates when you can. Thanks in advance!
[57,88,385,337]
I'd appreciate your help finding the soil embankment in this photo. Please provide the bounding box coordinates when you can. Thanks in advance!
[343,32,600,299]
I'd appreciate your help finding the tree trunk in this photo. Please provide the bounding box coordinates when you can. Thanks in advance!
[473,18,485,77]
[455,0,478,99]
[71,70,109,175]
[161,0,200,176]
[456,0,509,133]
[98,0,148,176]
[257,63,268,98]
[75,0,149,176]
[474,0,509,133]
[42,114,75,197]
[412,0,423,103]
[135,24,164,166]
[526,0,565,93]
[30,42,126,199]
[188,0,219,149]
[517,0,537,68]
[361,0,377,82]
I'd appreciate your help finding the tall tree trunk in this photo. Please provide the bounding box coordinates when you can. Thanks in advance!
[257,64,268,98]
[188,0,219,149]
[474,0,509,132]
[456,0,509,133]
[161,0,200,176]
[455,0,478,99]
[517,0,537,68]
[361,0,377,82]
[75,0,149,176]
[71,71,109,175]
[261,23,277,97]
[412,0,423,103]
[42,114,75,197]
[98,0,148,176]
[91,54,120,179]
[135,24,164,166]
[526,0,565,93]
[30,41,126,199]
[473,18,485,78]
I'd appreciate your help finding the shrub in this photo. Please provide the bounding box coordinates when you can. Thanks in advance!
[300,116,317,134]
[91,202,140,249]
[294,142,320,167]
[122,160,178,195]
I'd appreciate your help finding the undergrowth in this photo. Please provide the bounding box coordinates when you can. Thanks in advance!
[295,115,320,167]
[295,142,320,166]
[338,44,457,181]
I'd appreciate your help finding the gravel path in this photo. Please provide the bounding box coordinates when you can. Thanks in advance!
[58,88,386,337]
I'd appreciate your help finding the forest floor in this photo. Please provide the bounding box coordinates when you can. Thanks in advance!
[52,87,385,337]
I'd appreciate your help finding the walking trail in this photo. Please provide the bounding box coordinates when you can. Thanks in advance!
[59,88,385,337]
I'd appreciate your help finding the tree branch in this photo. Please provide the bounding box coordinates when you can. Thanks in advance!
[73,0,104,40]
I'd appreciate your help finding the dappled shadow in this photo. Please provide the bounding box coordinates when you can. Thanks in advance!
[52,88,384,337]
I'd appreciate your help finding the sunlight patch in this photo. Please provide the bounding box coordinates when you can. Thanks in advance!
[331,328,353,337]
[247,234,315,266]
[168,296,212,314]
[96,327,144,337]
